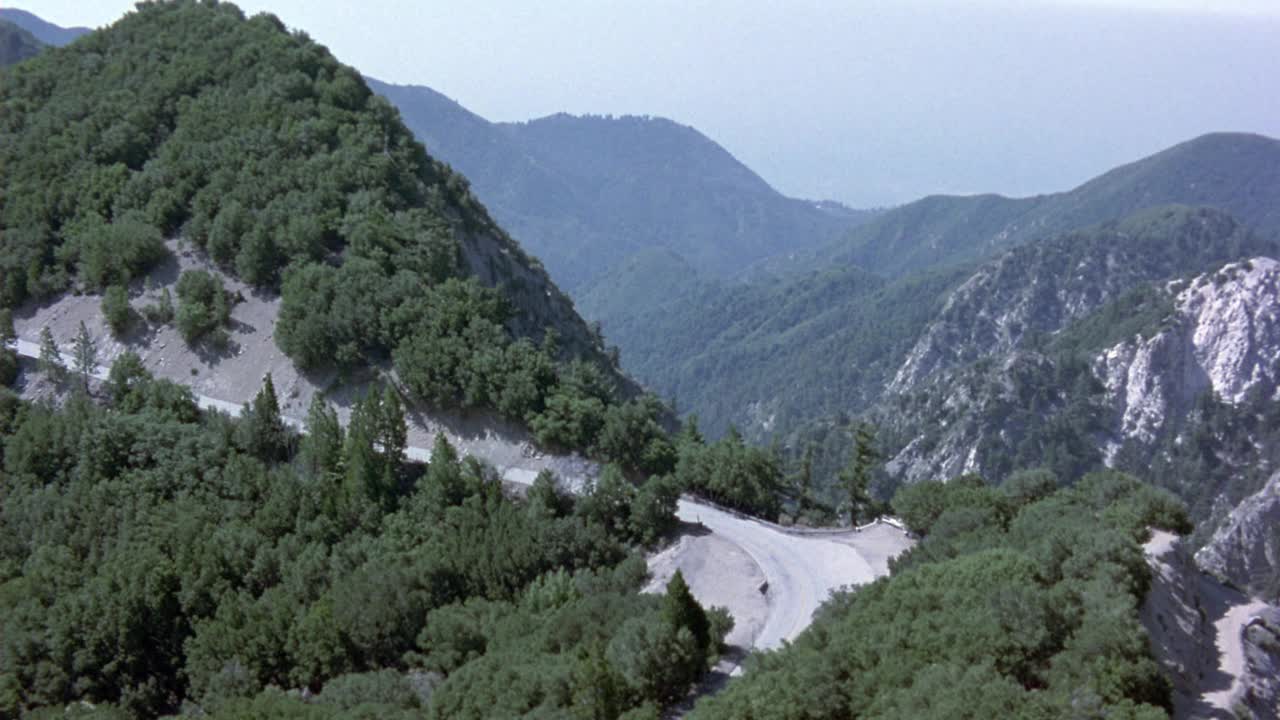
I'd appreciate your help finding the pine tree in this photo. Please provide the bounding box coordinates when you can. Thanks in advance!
[796,442,815,511]
[570,644,621,720]
[0,309,14,345]
[38,326,66,383]
[72,321,99,387]
[840,424,879,526]
[240,373,288,461]
[343,393,380,507]
[662,570,709,666]
[677,414,704,447]
[421,432,464,512]
[343,389,404,507]
[299,394,344,477]
[0,309,17,387]
[376,384,407,469]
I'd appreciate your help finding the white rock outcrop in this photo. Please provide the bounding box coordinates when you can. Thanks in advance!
[1096,257,1280,455]
[1195,470,1280,597]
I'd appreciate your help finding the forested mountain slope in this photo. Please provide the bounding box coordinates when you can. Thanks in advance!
[0,7,90,46]
[692,473,1192,718]
[809,132,1280,279]
[0,3,731,717]
[780,209,1278,495]
[368,79,871,292]
[602,262,968,437]
[601,135,1280,445]
[0,0,655,432]
[0,20,43,66]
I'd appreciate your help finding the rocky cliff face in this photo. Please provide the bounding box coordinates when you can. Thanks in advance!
[1238,609,1280,720]
[880,350,1079,485]
[1196,471,1280,599]
[1096,257,1280,459]
[1141,532,1218,717]
[892,207,1267,392]
[1143,531,1280,720]
[879,256,1280,498]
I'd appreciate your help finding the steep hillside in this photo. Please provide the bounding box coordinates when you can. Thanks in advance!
[875,256,1280,524]
[0,1,673,464]
[1141,531,1279,719]
[691,474,1191,718]
[0,19,43,66]
[893,205,1274,390]
[1196,471,1280,600]
[574,246,703,328]
[597,263,976,438]
[368,79,870,291]
[0,7,90,46]
[586,136,1280,445]
[812,132,1280,279]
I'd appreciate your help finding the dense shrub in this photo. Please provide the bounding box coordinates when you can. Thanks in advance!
[101,285,134,337]
[174,269,231,344]
[690,472,1188,719]
[0,360,710,718]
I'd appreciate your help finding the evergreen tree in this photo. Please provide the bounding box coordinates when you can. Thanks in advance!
[101,285,133,337]
[143,287,175,325]
[239,373,289,462]
[527,469,573,520]
[795,443,815,510]
[840,424,879,526]
[299,394,344,477]
[677,414,704,447]
[420,433,465,513]
[375,385,407,470]
[570,645,622,720]
[72,321,99,390]
[662,570,709,668]
[0,309,16,387]
[0,309,14,345]
[343,390,402,508]
[38,326,66,383]
[105,351,150,410]
[341,395,382,523]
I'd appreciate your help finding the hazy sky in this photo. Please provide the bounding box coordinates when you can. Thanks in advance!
[18,1,1280,207]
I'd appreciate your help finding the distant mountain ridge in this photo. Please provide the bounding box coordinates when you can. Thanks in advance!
[0,7,90,46]
[596,132,1280,440]
[797,132,1280,280]
[368,78,873,291]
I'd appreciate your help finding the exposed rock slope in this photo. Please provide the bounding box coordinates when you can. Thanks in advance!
[1142,530,1279,720]
[1097,257,1280,455]
[892,206,1270,391]
[1237,609,1280,720]
[1196,471,1280,599]
[877,210,1280,489]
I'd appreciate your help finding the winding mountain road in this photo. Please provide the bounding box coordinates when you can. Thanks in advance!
[10,336,900,651]
[677,500,883,650]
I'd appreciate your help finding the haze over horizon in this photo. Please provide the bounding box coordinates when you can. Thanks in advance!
[16,0,1280,207]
